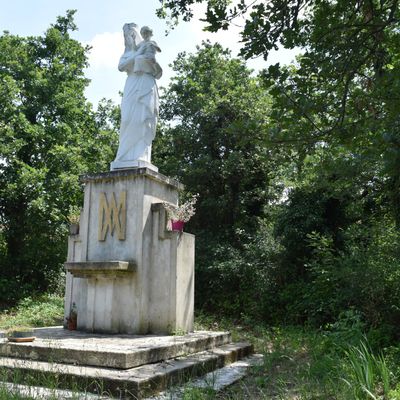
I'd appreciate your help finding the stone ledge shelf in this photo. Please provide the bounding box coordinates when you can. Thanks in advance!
[64,261,136,279]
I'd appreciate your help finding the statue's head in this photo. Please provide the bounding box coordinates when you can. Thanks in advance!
[140,26,153,40]
[122,23,141,51]
[123,23,137,38]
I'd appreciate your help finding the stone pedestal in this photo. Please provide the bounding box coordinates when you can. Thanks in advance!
[64,168,194,334]
[110,159,158,172]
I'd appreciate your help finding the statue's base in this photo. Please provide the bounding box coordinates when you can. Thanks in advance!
[64,168,194,335]
[110,159,158,172]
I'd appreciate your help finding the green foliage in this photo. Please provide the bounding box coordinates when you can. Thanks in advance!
[0,294,64,330]
[194,222,282,320]
[274,184,350,275]
[0,386,35,400]
[154,43,285,318]
[273,179,400,329]
[155,42,276,235]
[181,386,216,399]
[343,341,391,400]
[155,28,400,339]
[0,12,117,302]
[324,310,366,348]
[193,314,400,400]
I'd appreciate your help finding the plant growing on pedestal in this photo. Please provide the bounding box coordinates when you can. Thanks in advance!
[163,193,198,231]
[67,206,81,235]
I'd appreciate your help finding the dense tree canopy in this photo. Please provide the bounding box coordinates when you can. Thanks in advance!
[154,42,278,235]
[156,1,400,329]
[153,43,284,314]
[158,0,400,224]
[0,11,117,301]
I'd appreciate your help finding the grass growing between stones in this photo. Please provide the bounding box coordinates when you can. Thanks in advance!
[0,387,34,400]
[0,367,111,400]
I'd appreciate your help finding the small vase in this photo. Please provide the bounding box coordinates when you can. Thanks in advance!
[171,220,185,232]
[69,223,79,235]
[66,317,77,331]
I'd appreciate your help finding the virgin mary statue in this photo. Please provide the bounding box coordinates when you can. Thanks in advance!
[110,23,162,171]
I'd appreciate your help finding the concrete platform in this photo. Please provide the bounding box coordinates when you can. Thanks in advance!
[0,354,263,400]
[0,327,231,369]
[0,339,253,399]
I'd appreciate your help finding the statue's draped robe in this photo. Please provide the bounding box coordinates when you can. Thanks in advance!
[114,45,161,163]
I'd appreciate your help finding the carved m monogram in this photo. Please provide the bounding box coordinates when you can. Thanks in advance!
[98,191,127,241]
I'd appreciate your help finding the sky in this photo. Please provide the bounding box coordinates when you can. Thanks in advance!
[0,0,298,106]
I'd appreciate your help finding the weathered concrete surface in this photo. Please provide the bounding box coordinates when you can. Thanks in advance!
[0,355,262,400]
[65,261,136,278]
[0,327,231,369]
[0,382,110,400]
[80,168,183,190]
[0,342,253,399]
[150,354,264,399]
[64,168,195,335]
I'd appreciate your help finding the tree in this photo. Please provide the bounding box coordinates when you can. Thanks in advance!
[157,1,400,328]
[0,11,117,302]
[153,43,284,316]
[154,42,278,235]
[158,0,400,224]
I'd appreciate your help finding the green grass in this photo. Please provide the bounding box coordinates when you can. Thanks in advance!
[0,294,64,331]
[191,313,400,400]
[342,340,391,399]
[0,387,35,400]
[1,299,400,399]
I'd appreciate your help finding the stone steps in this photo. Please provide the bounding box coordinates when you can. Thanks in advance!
[0,327,231,369]
[0,342,253,399]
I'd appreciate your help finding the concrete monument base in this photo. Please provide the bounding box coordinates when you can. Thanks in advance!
[64,168,194,335]
[0,327,253,399]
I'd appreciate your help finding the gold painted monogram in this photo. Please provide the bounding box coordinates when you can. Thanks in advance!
[98,191,127,241]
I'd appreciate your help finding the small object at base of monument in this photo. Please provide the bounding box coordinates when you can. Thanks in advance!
[66,303,77,331]
[7,328,35,342]
[66,319,77,331]
[171,220,184,231]
[7,337,36,343]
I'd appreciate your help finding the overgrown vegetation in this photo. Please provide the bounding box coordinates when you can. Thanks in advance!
[0,294,63,330]
[153,0,400,335]
[186,313,400,399]
[153,40,400,339]
[0,388,34,400]
[0,11,118,304]
[2,297,400,398]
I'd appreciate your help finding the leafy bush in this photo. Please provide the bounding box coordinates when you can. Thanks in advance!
[195,222,282,321]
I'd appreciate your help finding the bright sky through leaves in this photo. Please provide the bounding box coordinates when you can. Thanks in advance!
[0,0,297,105]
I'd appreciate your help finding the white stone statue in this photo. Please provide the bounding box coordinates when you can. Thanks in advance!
[111,23,162,171]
